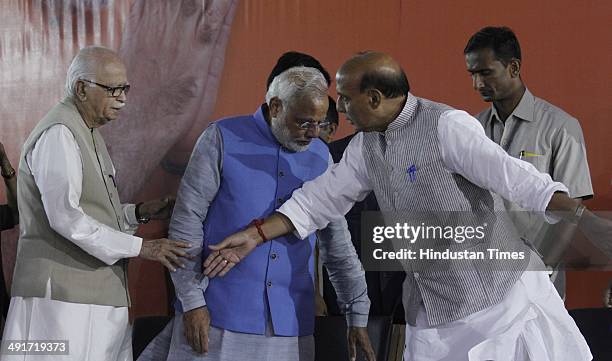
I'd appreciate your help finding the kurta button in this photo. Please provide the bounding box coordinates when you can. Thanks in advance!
[267,281,272,287]
[279,171,284,177]
[413,272,419,279]
[270,253,277,260]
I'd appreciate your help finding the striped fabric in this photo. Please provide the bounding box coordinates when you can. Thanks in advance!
[361,94,532,326]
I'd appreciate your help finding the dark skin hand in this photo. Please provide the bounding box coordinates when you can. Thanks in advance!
[183,306,211,354]
[138,238,193,272]
[348,326,376,361]
[0,141,18,223]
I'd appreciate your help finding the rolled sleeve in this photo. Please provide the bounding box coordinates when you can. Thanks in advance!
[318,210,370,327]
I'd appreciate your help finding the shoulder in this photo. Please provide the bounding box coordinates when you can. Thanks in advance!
[532,95,584,137]
[474,107,492,125]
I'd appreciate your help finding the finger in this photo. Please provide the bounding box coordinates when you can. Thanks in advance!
[200,325,209,354]
[165,252,185,269]
[207,258,230,278]
[208,237,234,251]
[160,258,177,272]
[363,340,376,361]
[168,246,191,258]
[218,261,236,277]
[220,250,241,263]
[192,329,202,354]
[171,240,192,248]
[203,252,225,274]
[348,334,357,361]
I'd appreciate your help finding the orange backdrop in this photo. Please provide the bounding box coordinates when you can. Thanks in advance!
[1,0,610,318]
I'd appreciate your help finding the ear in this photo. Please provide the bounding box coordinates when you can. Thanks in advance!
[269,97,283,118]
[367,89,382,109]
[329,122,338,136]
[75,80,88,101]
[509,59,521,78]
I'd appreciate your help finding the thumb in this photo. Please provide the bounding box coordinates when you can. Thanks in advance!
[208,238,231,251]
[348,335,357,361]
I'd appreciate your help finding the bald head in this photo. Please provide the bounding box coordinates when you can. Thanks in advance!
[335,52,409,132]
[338,52,409,98]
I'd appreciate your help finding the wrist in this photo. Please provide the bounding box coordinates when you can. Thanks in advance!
[135,202,151,224]
[245,224,265,246]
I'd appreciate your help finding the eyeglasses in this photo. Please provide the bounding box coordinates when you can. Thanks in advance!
[297,121,331,130]
[81,79,130,97]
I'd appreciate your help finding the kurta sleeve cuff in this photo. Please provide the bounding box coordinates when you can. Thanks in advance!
[176,277,209,312]
[346,313,369,328]
[277,202,313,240]
[129,236,143,258]
[124,203,139,227]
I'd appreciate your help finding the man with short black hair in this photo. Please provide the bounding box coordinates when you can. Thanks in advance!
[464,26,594,297]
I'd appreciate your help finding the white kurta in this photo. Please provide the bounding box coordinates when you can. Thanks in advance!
[278,110,592,360]
[1,125,142,361]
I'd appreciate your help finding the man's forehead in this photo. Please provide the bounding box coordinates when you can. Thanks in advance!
[466,48,498,66]
[336,70,360,92]
[97,59,128,83]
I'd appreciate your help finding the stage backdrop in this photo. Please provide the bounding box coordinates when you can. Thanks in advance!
[1,0,610,318]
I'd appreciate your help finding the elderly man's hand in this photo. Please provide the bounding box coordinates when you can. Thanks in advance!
[139,197,175,220]
[184,307,211,354]
[348,326,376,361]
[139,238,192,271]
[202,230,258,277]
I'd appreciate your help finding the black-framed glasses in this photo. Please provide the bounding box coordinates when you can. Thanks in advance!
[297,121,331,130]
[81,79,130,97]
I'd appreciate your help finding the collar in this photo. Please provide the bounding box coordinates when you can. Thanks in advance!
[386,93,418,132]
[489,88,535,123]
[252,104,279,144]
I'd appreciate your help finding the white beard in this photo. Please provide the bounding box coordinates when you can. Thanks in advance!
[270,114,309,152]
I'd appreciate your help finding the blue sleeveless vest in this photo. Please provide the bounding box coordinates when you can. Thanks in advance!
[204,106,329,336]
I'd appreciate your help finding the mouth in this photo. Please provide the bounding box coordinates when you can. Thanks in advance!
[296,140,311,146]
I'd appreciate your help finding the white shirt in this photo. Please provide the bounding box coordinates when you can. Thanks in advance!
[279,109,569,239]
[26,124,142,266]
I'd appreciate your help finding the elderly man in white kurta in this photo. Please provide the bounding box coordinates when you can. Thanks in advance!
[1,46,190,361]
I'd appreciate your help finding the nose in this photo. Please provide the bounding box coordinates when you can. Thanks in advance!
[117,89,127,103]
[472,74,484,90]
[304,126,320,138]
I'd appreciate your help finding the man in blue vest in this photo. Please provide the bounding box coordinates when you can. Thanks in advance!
[138,65,373,360]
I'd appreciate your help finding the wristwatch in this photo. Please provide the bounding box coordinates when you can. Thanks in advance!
[135,202,151,224]
[1,166,15,179]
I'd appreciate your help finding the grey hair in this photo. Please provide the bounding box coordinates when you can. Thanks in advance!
[265,66,328,108]
[64,45,118,97]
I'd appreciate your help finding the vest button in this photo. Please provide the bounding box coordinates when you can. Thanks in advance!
[279,171,284,177]
[267,281,272,287]
[270,253,277,260]
[277,197,283,205]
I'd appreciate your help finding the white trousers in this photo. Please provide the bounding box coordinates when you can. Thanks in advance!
[1,288,132,361]
[403,271,592,361]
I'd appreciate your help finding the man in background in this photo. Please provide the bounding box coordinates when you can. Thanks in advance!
[464,26,594,297]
